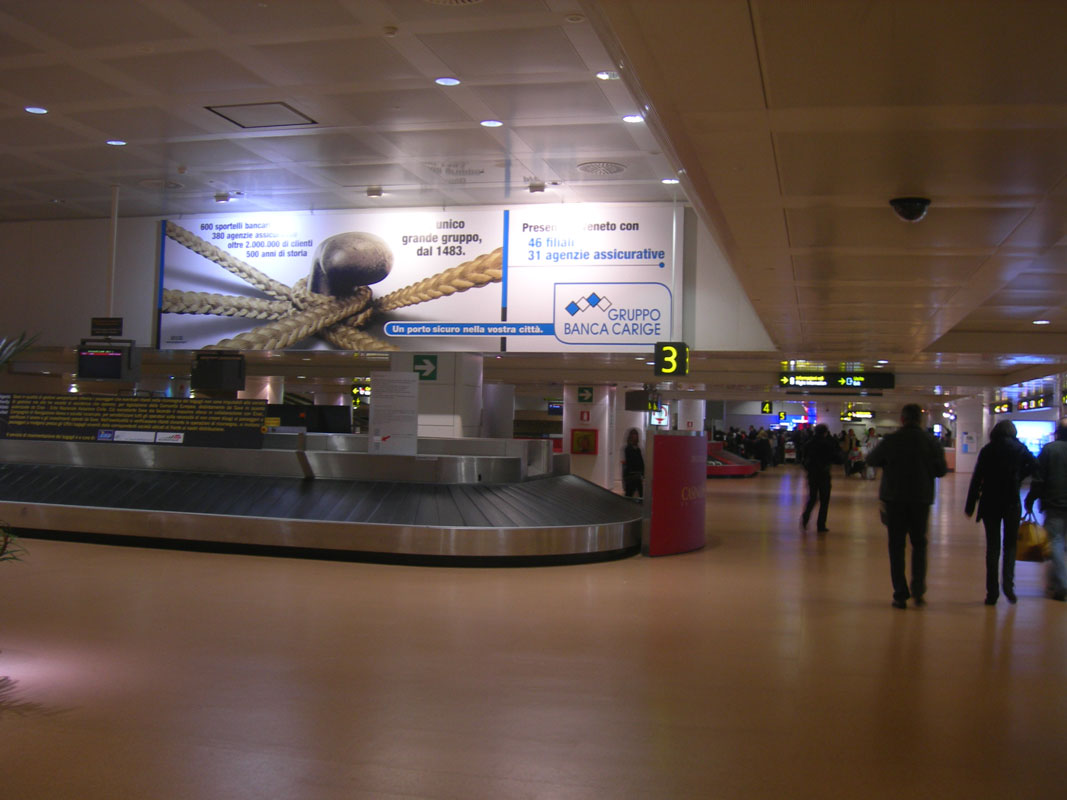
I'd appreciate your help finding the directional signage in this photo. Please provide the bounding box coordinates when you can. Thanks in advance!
[413,354,438,381]
[990,401,1013,414]
[654,341,689,376]
[577,386,594,403]
[779,371,895,390]
[760,401,772,414]
[1018,394,1051,411]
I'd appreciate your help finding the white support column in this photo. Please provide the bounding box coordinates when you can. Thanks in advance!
[954,394,985,473]
[563,384,612,489]
[481,383,515,438]
[676,398,705,432]
[391,352,483,438]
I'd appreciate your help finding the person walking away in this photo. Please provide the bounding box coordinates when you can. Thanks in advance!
[800,424,843,534]
[866,404,948,609]
[622,428,645,500]
[965,420,1036,604]
[1025,418,1067,601]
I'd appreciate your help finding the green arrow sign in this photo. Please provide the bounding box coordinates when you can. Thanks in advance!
[413,354,438,381]
[577,386,594,403]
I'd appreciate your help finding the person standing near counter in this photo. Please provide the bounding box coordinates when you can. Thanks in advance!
[866,404,948,609]
[622,428,645,500]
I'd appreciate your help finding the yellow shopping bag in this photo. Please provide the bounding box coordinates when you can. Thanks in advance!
[1017,512,1051,563]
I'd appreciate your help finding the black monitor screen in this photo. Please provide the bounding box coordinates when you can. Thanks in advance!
[77,348,125,380]
[191,353,245,392]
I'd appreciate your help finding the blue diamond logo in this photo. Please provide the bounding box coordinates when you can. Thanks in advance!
[565,301,580,316]
[587,293,601,307]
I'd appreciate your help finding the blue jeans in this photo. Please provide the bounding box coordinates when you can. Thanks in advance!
[1045,508,1067,594]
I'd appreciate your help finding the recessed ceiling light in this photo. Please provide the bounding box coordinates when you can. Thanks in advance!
[622,114,643,124]
[24,106,48,115]
[596,70,619,81]
[480,119,503,127]
[106,139,127,146]
[661,178,680,185]
[1033,319,1051,325]
[435,77,461,86]
[877,359,889,364]
[366,186,383,198]
[214,192,233,203]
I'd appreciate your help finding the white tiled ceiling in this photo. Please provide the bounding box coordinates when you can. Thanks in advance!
[0,0,1063,402]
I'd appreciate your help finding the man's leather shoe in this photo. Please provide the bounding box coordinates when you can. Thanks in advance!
[1005,589,1017,604]
[892,599,907,609]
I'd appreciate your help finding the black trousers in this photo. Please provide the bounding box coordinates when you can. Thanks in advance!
[886,501,930,602]
[802,472,831,531]
[624,473,643,498]
[982,510,1020,599]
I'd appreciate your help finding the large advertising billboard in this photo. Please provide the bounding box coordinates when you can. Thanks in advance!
[158,203,681,353]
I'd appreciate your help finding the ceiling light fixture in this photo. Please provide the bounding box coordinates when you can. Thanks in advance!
[877,359,889,364]
[595,70,619,81]
[480,119,503,127]
[528,181,545,193]
[435,77,461,86]
[661,178,680,185]
[622,114,643,123]
[1033,319,1051,325]
[106,139,127,146]
[366,186,383,198]
[24,106,48,115]
[214,192,232,203]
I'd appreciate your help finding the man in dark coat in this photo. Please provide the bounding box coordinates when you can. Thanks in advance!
[965,420,1036,604]
[1026,418,1067,601]
[866,404,948,608]
[800,423,842,534]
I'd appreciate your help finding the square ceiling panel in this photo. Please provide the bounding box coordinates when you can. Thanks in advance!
[5,0,181,48]
[325,88,467,126]
[785,207,1030,250]
[66,106,213,140]
[386,129,505,158]
[149,139,273,169]
[418,26,585,77]
[252,38,422,85]
[791,253,985,284]
[37,145,160,172]
[180,0,361,35]
[313,163,421,188]
[386,0,550,22]
[756,0,1067,107]
[102,50,272,95]
[510,123,639,156]
[0,64,131,105]
[473,82,615,121]
[0,117,92,148]
[244,132,384,163]
[776,129,1067,198]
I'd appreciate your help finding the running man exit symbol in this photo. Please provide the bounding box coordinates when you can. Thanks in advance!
[577,386,594,403]
[414,354,437,381]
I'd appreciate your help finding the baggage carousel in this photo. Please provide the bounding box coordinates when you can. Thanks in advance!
[0,435,642,564]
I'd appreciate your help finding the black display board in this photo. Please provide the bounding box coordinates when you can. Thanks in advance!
[0,394,266,448]
[779,371,895,390]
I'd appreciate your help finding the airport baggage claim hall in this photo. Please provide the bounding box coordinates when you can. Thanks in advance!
[1,2,1066,798]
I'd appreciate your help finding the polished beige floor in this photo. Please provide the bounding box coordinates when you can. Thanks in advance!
[2,467,1065,799]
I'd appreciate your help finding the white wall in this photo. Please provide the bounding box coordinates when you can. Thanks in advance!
[685,208,776,352]
[391,352,482,437]
[0,217,159,345]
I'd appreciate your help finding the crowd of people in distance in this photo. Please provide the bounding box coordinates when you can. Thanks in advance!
[714,410,1067,610]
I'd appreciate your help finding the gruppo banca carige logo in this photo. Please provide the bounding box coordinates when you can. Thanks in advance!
[557,283,669,342]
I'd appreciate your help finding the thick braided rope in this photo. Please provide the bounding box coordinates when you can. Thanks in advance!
[161,289,291,320]
[322,313,399,351]
[375,248,502,311]
[165,221,295,302]
[215,288,372,350]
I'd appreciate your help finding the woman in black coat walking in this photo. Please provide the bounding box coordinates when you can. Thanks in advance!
[965,420,1037,604]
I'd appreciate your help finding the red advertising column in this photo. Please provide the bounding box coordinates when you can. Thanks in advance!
[646,432,707,556]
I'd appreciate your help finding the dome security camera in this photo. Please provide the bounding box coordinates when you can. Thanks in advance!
[889,197,931,222]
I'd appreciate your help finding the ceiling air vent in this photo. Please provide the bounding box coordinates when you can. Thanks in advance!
[577,161,626,175]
